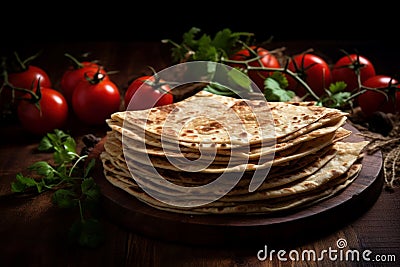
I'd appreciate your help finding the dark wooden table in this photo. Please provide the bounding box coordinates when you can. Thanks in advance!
[1,41,399,266]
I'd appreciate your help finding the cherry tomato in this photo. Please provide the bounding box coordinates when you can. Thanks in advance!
[358,75,400,117]
[229,46,281,91]
[331,54,376,92]
[8,65,52,90]
[4,65,53,107]
[60,61,107,104]
[72,73,121,125]
[286,53,332,99]
[17,87,69,135]
[124,75,173,110]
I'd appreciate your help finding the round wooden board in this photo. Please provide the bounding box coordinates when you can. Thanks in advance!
[90,123,383,246]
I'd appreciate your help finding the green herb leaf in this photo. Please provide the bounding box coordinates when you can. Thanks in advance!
[227,68,252,91]
[269,72,289,89]
[319,91,352,108]
[35,180,46,193]
[38,129,77,165]
[212,28,253,58]
[52,189,78,208]
[194,35,216,61]
[329,81,347,94]
[264,77,295,102]
[81,177,100,202]
[53,149,75,165]
[38,136,53,151]
[63,135,77,154]
[11,173,37,192]
[84,158,96,178]
[44,129,68,150]
[204,83,238,97]
[166,27,253,63]
[28,161,56,179]
[182,27,201,48]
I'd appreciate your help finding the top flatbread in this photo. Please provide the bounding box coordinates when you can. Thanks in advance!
[110,91,347,149]
[105,115,346,161]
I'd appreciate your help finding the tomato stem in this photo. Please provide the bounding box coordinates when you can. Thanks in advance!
[10,51,42,72]
[64,53,85,69]
[0,58,40,104]
[13,52,27,70]
[221,57,320,101]
[84,67,107,84]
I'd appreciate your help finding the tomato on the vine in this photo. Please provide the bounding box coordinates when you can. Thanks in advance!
[72,72,121,125]
[358,75,400,117]
[228,46,281,91]
[124,75,173,110]
[17,87,69,135]
[285,53,332,99]
[8,65,52,90]
[331,53,376,92]
[1,53,52,115]
[4,65,52,107]
[60,54,108,104]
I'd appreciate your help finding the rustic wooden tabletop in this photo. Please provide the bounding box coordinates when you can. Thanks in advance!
[0,41,399,267]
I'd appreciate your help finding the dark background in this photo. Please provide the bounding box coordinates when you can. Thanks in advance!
[4,3,398,43]
[2,4,398,76]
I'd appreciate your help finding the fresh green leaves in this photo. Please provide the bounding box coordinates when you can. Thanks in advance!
[264,79,295,102]
[10,129,104,248]
[11,161,59,193]
[263,72,295,102]
[318,81,352,108]
[11,173,39,193]
[11,129,82,194]
[204,82,239,97]
[81,176,101,202]
[52,189,78,208]
[38,129,77,164]
[163,27,254,63]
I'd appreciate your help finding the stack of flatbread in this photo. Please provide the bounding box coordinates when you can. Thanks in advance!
[100,91,369,215]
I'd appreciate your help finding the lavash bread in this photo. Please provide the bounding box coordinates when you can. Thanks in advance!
[99,90,368,215]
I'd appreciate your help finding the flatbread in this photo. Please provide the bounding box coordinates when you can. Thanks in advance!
[119,127,350,173]
[222,141,367,201]
[110,91,347,150]
[106,115,347,160]
[99,90,366,215]
[100,139,367,201]
[101,158,362,215]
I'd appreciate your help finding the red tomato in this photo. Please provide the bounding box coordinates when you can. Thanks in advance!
[72,73,121,125]
[8,65,52,90]
[124,75,173,110]
[17,87,69,135]
[229,46,281,91]
[286,53,332,98]
[331,54,376,92]
[358,75,400,117]
[60,61,107,104]
[4,65,52,107]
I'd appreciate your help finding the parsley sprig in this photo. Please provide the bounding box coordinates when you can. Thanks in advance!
[162,28,310,102]
[11,129,104,248]
[162,27,254,63]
